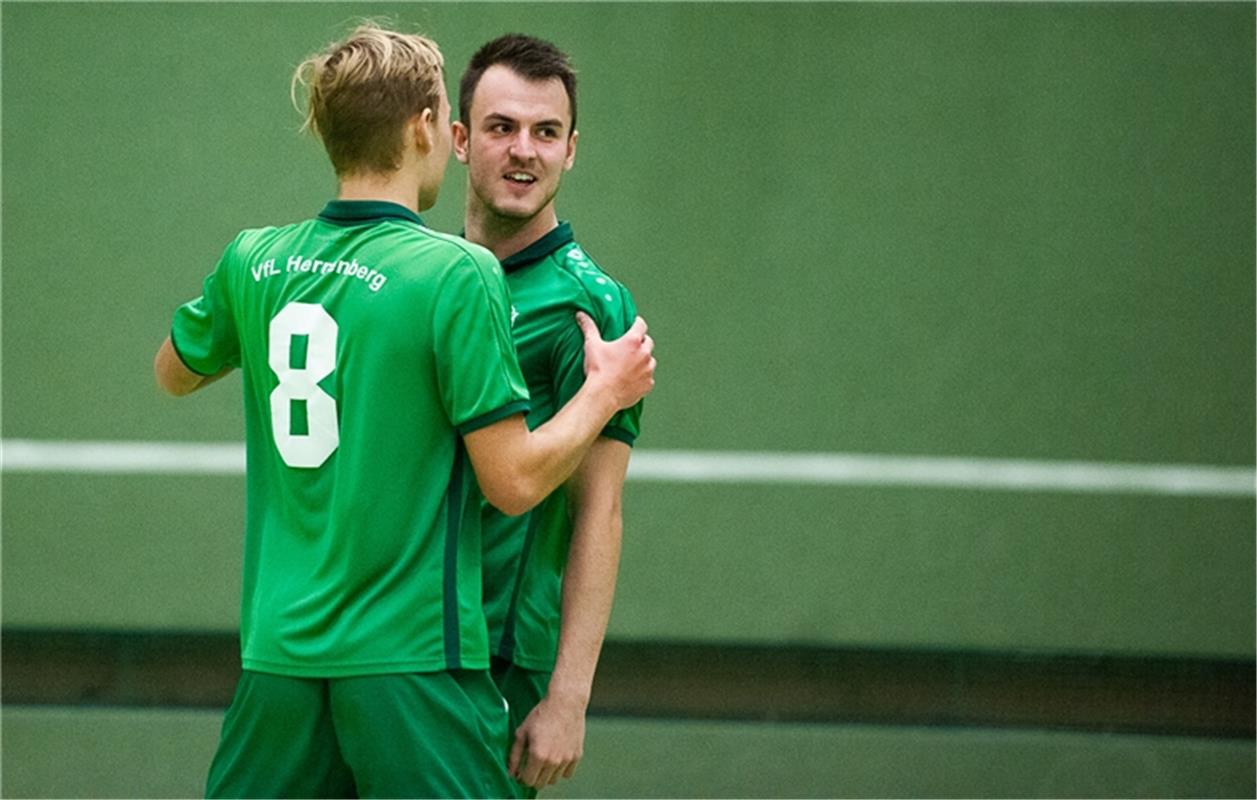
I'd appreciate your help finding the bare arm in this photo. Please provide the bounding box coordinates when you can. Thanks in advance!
[509,437,629,789]
[464,313,652,516]
[154,336,233,397]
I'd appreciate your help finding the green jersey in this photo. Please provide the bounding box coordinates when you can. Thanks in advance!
[171,200,529,677]
[481,223,643,671]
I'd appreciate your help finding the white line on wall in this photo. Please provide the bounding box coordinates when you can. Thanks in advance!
[3,439,1252,497]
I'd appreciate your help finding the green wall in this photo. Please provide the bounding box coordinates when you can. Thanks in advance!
[3,0,1252,655]
[3,2,1253,460]
[2,3,1253,797]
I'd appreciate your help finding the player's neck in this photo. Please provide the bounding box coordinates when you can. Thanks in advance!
[337,170,423,214]
[465,201,559,262]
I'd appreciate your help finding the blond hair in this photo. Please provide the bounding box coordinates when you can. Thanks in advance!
[292,24,445,176]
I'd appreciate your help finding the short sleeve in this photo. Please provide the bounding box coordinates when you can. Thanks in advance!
[433,250,531,434]
[170,240,242,376]
[550,282,643,446]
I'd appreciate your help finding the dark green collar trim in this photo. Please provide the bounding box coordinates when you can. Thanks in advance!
[499,222,575,272]
[318,200,424,227]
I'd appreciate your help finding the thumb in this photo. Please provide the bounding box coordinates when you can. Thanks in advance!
[575,311,602,343]
[626,315,648,338]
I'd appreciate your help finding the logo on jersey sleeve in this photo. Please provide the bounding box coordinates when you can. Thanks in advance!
[511,305,520,327]
[566,248,616,304]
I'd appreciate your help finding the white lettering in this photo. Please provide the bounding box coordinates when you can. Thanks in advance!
[251,258,277,281]
[271,253,388,294]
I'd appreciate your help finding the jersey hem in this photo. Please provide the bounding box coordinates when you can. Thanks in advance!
[241,655,490,677]
[168,327,215,377]
[497,652,557,672]
[600,425,637,446]
[458,399,531,435]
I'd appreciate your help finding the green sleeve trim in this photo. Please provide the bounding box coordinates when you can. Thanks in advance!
[168,327,214,377]
[600,425,637,446]
[457,400,531,435]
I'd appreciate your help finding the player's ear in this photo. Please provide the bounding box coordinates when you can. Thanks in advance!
[563,128,578,171]
[452,121,471,164]
[409,109,435,154]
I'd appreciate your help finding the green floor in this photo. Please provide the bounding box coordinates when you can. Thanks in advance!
[3,706,1252,799]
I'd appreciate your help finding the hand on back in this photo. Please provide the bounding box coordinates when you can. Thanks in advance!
[576,312,655,409]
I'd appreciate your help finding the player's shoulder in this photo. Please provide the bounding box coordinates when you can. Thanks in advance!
[351,222,504,288]
[226,217,325,260]
[212,224,290,276]
[227,223,282,256]
[405,224,501,274]
[552,241,636,320]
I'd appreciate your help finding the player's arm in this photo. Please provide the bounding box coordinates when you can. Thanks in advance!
[509,437,630,789]
[464,312,652,517]
[154,335,234,397]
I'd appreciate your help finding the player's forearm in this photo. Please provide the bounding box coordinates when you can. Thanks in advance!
[154,337,232,396]
[494,380,622,515]
[547,493,624,706]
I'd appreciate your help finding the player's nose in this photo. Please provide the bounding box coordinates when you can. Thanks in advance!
[508,131,537,161]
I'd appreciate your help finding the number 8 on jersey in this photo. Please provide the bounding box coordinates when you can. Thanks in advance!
[269,302,339,468]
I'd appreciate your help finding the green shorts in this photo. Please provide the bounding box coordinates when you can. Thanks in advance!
[206,669,513,799]
[490,658,552,800]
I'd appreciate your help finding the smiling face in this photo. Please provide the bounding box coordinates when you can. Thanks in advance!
[453,64,577,229]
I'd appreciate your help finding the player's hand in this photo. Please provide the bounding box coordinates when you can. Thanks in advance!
[509,691,587,790]
[576,312,655,409]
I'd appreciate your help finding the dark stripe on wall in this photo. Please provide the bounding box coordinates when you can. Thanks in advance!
[592,641,1255,739]
[442,442,466,670]
[1,630,1251,739]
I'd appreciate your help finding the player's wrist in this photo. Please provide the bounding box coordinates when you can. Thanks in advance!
[545,672,593,710]
[577,374,621,421]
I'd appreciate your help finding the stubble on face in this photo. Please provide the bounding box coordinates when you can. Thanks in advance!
[463,65,574,230]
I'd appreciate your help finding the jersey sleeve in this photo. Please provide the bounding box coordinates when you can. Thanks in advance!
[550,278,643,446]
[433,249,531,434]
[169,237,243,375]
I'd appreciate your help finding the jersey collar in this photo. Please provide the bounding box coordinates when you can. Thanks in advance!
[318,200,424,227]
[499,222,575,273]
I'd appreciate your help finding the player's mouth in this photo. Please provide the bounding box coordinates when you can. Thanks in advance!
[504,171,537,185]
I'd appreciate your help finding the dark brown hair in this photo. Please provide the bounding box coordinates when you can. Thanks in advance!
[459,34,577,133]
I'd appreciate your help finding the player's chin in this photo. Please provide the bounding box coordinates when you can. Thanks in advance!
[489,198,544,221]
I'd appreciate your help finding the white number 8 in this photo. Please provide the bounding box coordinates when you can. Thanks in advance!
[269,302,339,468]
